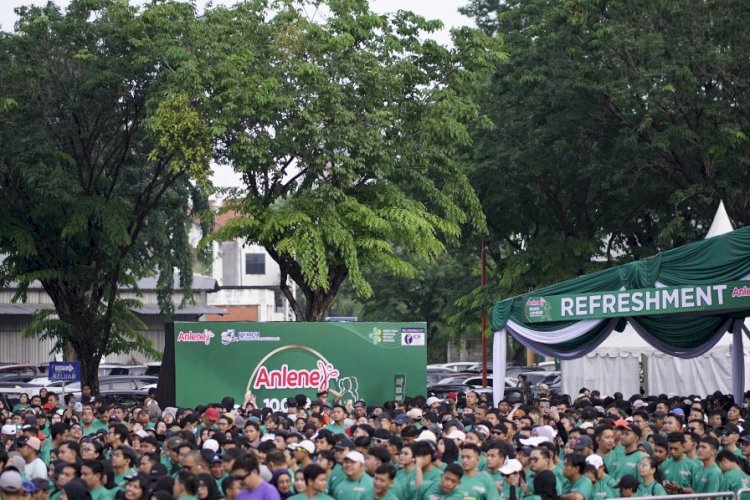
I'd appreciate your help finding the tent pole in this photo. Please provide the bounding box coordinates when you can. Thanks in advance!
[481,237,488,388]
[732,319,745,405]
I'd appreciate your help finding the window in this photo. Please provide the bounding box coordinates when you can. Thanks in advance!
[245,253,266,275]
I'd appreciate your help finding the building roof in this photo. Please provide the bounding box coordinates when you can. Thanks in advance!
[0,303,226,316]
[3,271,218,292]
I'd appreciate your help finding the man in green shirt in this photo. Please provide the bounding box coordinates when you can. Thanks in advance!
[594,425,618,475]
[561,453,593,500]
[458,443,500,500]
[662,432,695,494]
[111,447,138,489]
[683,435,723,494]
[80,459,114,500]
[325,405,349,435]
[417,463,466,500]
[288,464,334,500]
[373,464,400,500]
[717,450,750,499]
[609,424,643,483]
[332,450,374,500]
[173,470,200,500]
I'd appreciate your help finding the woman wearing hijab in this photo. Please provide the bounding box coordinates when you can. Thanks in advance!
[532,470,559,500]
[269,469,294,499]
[196,473,221,500]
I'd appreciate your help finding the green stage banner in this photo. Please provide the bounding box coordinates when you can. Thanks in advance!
[173,322,427,409]
[524,281,750,323]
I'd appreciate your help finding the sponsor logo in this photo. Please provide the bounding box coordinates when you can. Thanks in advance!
[246,345,360,403]
[369,328,383,345]
[732,286,750,298]
[221,329,281,345]
[401,328,425,346]
[177,329,214,345]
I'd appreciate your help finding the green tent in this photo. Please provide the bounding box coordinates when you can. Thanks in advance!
[492,225,750,403]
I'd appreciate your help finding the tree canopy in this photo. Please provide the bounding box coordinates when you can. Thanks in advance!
[459,0,750,303]
[204,0,503,320]
[0,0,211,389]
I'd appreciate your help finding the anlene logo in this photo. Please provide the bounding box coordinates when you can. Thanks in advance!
[177,329,214,345]
[731,286,750,298]
[246,345,341,394]
[253,361,339,391]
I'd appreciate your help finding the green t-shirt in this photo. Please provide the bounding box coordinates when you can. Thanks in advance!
[332,474,375,500]
[660,456,695,488]
[418,480,468,500]
[552,462,568,495]
[90,486,114,500]
[566,475,593,500]
[636,480,666,497]
[692,463,723,493]
[458,471,501,500]
[723,468,750,498]
[324,423,348,435]
[599,449,620,478]
[592,475,617,500]
[610,450,644,482]
[287,494,335,500]
[327,463,345,493]
[392,467,417,500]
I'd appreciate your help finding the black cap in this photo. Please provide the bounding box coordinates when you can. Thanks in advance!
[334,437,354,450]
[148,463,168,482]
[617,475,639,489]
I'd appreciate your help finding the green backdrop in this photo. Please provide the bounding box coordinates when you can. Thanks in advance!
[173,321,427,408]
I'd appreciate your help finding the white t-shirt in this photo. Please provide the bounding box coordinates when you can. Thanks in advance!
[25,457,48,480]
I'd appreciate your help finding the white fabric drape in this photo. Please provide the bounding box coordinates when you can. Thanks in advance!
[645,349,750,396]
[561,355,641,398]
[493,329,507,405]
[506,319,604,344]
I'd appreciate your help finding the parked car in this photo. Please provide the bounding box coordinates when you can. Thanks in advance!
[427,367,454,385]
[0,364,40,382]
[96,390,148,410]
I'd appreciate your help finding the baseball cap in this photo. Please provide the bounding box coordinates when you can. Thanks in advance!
[165,436,185,450]
[1,424,16,436]
[722,423,740,435]
[148,463,169,482]
[415,430,438,444]
[202,439,220,453]
[573,435,594,450]
[296,440,315,455]
[344,451,364,464]
[407,408,423,420]
[499,459,523,475]
[353,400,365,409]
[632,399,647,409]
[394,414,410,425]
[16,436,41,452]
[445,430,466,442]
[0,469,23,493]
[426,396,442,406]
[585,454,604,469]
[204,408,219,422]
[30,478,50,493]
[334,438,355,450]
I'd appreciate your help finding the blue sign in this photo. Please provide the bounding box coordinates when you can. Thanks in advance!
[49,362,81,382]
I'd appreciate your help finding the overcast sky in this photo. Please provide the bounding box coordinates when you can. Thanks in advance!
[0,0,474,187]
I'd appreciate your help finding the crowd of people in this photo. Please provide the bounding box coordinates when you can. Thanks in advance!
[1,381,750,500]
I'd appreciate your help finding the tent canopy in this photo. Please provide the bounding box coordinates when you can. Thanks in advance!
[492,225,750,403]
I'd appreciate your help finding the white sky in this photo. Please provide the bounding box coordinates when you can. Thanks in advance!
[0,0,473,187]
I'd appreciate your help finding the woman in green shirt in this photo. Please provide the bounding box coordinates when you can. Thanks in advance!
[636,455,667,497]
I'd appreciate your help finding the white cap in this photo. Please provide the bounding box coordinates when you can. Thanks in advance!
[586,454,604,469]
[519,436,551,447]
[1,424,16,436]
[415,430,437,444]
[426,396,442,406]
[296,440,315,455]
[407,408,423,420]
[202,439,220,453]
[499,459,523,475]
[344,450,364,464]
[445,430,466,441]
[632,399,647,409]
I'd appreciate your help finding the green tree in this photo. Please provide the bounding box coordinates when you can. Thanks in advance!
[459,0,750,305]
[204,0,504,321]
[0,0,211,391]
[330,243,482,362]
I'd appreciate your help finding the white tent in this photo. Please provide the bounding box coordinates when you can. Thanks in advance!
[561,321,750,398]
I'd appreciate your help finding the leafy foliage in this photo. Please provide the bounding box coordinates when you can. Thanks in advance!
[203,0,504,320]
[458,0,750,309]
[0,0,210,389]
